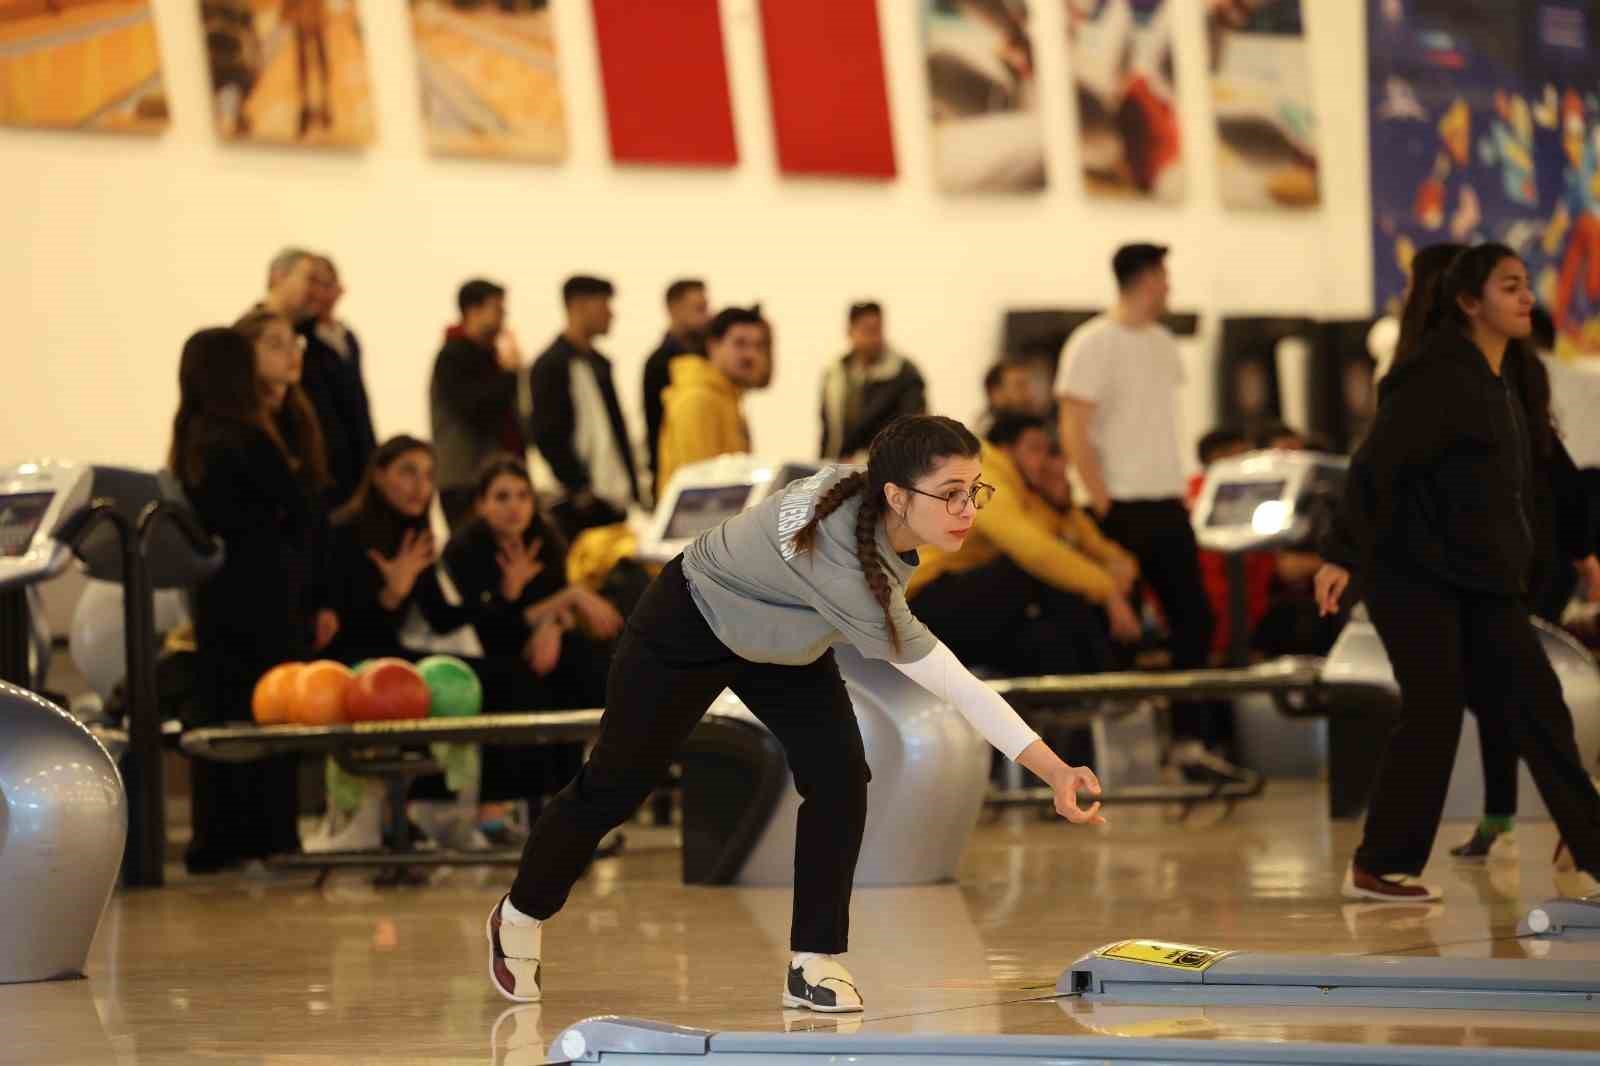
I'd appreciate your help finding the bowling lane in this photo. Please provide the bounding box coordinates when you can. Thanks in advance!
[13,782,1600,1064]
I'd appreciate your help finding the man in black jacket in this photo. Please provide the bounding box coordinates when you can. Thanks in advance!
[431,279,524,528]
[530,276,640,537]
[298,254,377,509]
[819,302,927,460]
[641,278,710,494]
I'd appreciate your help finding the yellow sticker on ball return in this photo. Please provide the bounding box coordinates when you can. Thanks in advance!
[1096,939,1233,971]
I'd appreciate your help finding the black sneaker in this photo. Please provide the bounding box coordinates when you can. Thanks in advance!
[782,955,863,1013]
[1450,826,1515,863]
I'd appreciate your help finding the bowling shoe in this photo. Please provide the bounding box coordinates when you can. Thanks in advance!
[782,953,863,1013]
[487,895,543,1003]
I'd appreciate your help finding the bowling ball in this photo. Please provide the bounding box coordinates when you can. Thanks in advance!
[251,662,303,725]
[344,658,431,722]
[417,655,483,718]
[292,660,353,726]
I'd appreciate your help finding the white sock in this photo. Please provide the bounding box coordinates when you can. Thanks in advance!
[791,951,834,967]
[501,896,542,927]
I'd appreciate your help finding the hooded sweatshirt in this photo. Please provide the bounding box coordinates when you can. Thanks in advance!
[656,354,750,493]
[429,326,523,490]
[1322,329,1536,597]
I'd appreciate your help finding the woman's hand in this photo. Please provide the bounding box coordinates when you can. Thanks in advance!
[525,618,565,677]
[369,529,436,605]
[1105,592,1143,644]
[313,609,340,651]
[1313,563,1351,616]
[1107,555,1138,597]
[571,588,624,641]
[1049,763,1105,825]
[498,538,545,602]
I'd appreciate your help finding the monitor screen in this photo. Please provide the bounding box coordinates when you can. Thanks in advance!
[0,491,55,558]
[1205,480,1288,528]
[664,484,755,541]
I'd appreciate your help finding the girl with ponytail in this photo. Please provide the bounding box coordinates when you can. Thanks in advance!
[485,414,1102,1014]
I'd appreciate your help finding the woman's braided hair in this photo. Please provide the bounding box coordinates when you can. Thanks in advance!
[791,415,980,654]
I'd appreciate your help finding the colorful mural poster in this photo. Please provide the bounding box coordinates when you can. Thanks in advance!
[925,0,1046,194]
[0,0,168,132]
[1368,0,1600,353]
[1067,0,1184,201]
[1207,0,1319,209]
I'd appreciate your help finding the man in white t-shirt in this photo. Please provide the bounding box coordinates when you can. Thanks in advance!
[1056,243,1238,783]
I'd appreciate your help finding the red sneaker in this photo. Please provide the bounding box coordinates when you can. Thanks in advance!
[1342,864,1442,902]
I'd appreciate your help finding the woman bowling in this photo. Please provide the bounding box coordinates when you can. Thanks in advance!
[486,415,1104,1012]
[1316,243,1600,902]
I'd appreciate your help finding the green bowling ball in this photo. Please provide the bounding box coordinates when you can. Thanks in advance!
[416,655,483,718]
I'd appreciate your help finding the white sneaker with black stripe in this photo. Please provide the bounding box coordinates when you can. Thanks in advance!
[782,954,863,1013]
[486,895,543,1003]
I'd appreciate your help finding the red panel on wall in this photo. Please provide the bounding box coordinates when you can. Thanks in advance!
[590,0,738,167]
[758,0,896,179]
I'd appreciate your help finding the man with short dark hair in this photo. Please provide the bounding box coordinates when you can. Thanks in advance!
[530,275,640,537]
[431,279,523,528]
[297,254,377,508]
[819,302,926,460]
[910,412,1141,678]
[655,307,767,493]
[641,279,711,490]
[1057,244,1238,783]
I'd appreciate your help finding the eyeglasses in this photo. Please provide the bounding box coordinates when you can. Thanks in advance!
[905,482,996,516]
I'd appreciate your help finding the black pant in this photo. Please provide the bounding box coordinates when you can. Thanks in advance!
[1471,577,1578,820]
[1098,498,1226,748]
[1357,561,1600,876]
[509,556,870,953]
[913,556,1113,677]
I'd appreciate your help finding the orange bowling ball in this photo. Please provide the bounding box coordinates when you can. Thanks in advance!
[251,662,304,725]
[344,658,431,722]
[292,660,353,726]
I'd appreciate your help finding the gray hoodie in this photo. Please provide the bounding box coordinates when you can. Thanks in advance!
[681,466,938,666]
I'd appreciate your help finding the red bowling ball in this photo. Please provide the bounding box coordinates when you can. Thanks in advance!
[344,658,431,722]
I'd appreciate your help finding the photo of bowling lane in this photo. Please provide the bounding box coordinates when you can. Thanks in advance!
[410,0,565,162]
[12,782,1600,1064]
[200,0,373,146]
[0,0,168,132]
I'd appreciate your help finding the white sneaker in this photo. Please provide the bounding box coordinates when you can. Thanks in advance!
[487,896,543,1003]
[410,801,490,851]
[782,954,863,1013]
[305,784,384,854]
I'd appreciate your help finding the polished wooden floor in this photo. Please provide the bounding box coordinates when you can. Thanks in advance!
[7,782,1600,1065]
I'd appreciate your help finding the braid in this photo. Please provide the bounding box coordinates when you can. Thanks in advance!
[853,488,898,654]
[791,471,866,555]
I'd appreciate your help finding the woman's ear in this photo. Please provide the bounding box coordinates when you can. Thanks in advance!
[882,482,905,519]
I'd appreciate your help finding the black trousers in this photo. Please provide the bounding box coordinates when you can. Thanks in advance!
[1357,561,1600,876]
[1472,567,1580,819]
[913,556,1113,677]
[509,556,870,953]
[1098,498,1227,748]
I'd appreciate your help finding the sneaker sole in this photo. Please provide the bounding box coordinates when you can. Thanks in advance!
[1342,883,1443,903]
[485,903,541,1004]
[781,992,863,1014]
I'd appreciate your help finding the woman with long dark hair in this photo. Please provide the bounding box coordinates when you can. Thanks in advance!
[1316,243,1600,901]
[484,415,1103,1012]
[170,317,335,873]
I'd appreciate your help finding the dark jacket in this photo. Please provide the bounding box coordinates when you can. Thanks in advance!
[1527,427,1594,618]
[642,332,695,483]
[430,328,523,490]
[321,514,433,659]
[529,335,639,503]
[1322,330,1537,598]
[417,517,568,657]
[183,418,328,721]
[298,320,377,509]
[819,351,927,459]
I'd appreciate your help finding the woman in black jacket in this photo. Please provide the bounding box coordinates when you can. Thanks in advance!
[172,315,336,873]
[1316,243,1600,901]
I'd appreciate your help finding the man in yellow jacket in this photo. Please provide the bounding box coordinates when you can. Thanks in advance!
[910,413,1142,677]
[656,307,767,494]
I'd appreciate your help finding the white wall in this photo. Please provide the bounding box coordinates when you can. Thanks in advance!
[2,0,1373,475]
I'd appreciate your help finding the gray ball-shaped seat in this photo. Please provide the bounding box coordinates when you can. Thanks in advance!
[0,682,125,984]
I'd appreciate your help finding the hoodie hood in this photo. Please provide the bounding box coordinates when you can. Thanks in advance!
[1378,328,1496,403]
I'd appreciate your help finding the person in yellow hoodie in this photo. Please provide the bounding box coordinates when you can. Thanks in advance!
[910,412,1142,677]
[656,307,767,495]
